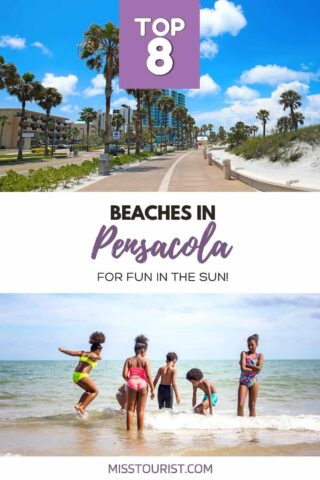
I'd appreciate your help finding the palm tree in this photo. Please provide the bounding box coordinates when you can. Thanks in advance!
[156,126,165,152]
[181,110,190,148]
[256,110,270,138]
[7,72,42,160]
[167,127,174,146]
[126,89,144,154]
[111,112,125,132]
[186,115,196,147]
[276,116,291,133]
[279,90,302,130]
[172,106,187,150]
[0,115,10,147]
[158,96,175,153]
[142,89,162,151]
[66,125,80,149]
[290,112,305,130]
[251,125,259,137]
[0,55,18,90]
[80,107,98,151]
[80,23,119,156]
[207,123,214,136]
[200,124,207,135]
[111,112,125,149]
[132,109,146,150]
[0,56,5,91]
[218,126,227,143]
[193,126,200,144]
[36,87,62,155]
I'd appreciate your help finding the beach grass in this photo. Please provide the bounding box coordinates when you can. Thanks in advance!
[230,124,320,163]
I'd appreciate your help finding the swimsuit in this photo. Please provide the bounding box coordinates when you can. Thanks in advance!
[240,352,259,388]
[158,384,173,409]
[127,367,148,391]
[203,392,218,406]
[73,355,97,384]
[79,355,97,368]
[73,372,89,383]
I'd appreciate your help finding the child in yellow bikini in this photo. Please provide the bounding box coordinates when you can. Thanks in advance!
[59,331,105,417]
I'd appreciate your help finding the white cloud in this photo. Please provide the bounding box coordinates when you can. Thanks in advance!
[84,74,105,96]
[200,0,247,37]
[188,74,220,97]
[304,94,320,122]
[111,96,136,110]
[193,82,317,130]
[42,73,78,98]
[271,81,310,100]
[200,39,219,59]
[84,75,119,97]
[226,85,260,101]
[60,104,80,114]
[0,35,26,49]
[194,98,272,130]
[1,294,320,360]
[240,64,319,86]
[31,41,52,57]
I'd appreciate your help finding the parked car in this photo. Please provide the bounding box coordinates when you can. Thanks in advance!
[31,147,55,154]
[0,146,6,149]
[109,145,126,155]
[56,144,68,149]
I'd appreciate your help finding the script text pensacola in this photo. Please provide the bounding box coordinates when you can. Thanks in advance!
[91,204,233,264]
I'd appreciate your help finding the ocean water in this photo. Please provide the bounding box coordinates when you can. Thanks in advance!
[0,360,319,456]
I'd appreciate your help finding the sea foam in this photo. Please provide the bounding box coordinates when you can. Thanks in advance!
[144,409,320,432]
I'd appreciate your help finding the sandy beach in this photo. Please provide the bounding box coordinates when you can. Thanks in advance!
[211,144,320,190]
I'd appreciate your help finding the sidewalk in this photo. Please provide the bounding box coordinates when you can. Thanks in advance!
[79,150,255,192]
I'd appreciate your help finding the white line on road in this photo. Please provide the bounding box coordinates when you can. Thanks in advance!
[157,151,193,192]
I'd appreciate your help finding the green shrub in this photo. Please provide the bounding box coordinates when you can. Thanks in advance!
[230,125,320,163]
[0,157,100,192]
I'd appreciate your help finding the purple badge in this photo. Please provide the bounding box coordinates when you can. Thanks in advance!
[119,0,200,89]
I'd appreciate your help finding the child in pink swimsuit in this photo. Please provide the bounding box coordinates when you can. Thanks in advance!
[122,335,155,431]
[237,333,264,417]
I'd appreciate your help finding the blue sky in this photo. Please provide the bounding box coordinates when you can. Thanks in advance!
[0,294,319,360]
[0,0,319,131]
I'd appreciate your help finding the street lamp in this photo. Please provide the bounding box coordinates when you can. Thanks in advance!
[122,104,131,154]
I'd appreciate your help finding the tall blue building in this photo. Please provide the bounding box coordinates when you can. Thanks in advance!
[143,89,186,142]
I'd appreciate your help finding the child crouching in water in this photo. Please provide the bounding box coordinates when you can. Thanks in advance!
[186,368,217,415]
[116,384,127,411]
[154,352,180,408]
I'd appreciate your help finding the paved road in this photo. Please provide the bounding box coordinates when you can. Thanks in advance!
[80,149,254,192]
[0,150,101,176]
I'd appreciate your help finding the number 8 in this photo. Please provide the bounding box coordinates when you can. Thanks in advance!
[147,38,174,76]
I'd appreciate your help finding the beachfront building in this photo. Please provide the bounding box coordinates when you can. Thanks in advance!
[143,89,186,143]
[72,120,98,144]
[0,108,69,150]
[96,110,112,131]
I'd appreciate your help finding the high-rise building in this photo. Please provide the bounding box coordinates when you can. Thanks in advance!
[143,89,186,132]
[96,110,112,131]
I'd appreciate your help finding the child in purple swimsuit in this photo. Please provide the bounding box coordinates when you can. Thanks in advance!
[237,334,264,417]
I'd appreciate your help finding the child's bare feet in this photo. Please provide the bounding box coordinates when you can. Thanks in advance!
[78,405,86,416]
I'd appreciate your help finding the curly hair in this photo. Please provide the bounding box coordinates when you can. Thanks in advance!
[134,334,148,353]
[186,368,203,381]
[166,352,178,362]
[89,331,106,351]
[247,333,259,345]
